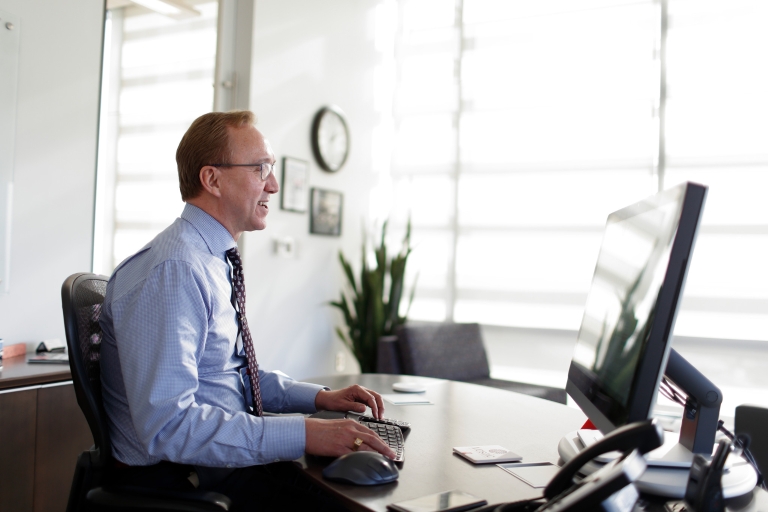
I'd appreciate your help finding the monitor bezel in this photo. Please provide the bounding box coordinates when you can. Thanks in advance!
[566,182,707,434]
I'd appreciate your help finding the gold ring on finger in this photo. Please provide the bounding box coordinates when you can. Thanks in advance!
[352,437,363,451]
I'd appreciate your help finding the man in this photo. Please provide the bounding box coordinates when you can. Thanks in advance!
[99,111,394,510]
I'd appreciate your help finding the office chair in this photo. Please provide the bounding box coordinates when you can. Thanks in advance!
[61,272,231,511]
[394,322,567,404]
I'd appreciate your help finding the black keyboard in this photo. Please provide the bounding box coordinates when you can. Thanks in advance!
[308,410,410,462]
[357,415,411,431]
[360,420,405,462]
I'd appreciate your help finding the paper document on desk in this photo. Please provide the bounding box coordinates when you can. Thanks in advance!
[381,393,433,405]
[498,462,560,488]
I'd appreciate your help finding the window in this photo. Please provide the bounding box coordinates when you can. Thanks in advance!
[663,0,768,341]
[94,1,218,274]
[386,0,768,344]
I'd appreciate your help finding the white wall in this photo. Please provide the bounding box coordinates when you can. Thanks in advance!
[243,0,383,379]
[0,0,103,347]
[0,0,381,379]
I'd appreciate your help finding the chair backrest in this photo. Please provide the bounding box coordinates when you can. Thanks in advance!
[61,272,111,466]
[396,322,491,381]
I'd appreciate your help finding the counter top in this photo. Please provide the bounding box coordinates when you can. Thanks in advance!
[0,355,71,391]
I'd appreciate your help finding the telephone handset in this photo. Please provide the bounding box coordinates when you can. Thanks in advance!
[481,420,665,512]
[535,448,647,512]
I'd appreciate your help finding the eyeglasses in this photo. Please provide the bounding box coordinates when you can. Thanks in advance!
[209,162,275,181]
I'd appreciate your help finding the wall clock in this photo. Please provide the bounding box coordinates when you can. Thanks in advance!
[311,106,349,173]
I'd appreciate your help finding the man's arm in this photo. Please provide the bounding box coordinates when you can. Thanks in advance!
[305,418,396,458]
[243,371,396,458]
[306,385,396,458]
[314,385,386,419]
[247,369,325,414]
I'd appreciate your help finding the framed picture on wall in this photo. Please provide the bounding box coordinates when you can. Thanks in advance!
[280,157,309,213]
[310,188,343,236]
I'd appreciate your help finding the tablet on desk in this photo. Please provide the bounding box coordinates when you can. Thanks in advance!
[387,490,487,512]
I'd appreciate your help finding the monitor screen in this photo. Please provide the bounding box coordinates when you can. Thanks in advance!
[566,182,707,434]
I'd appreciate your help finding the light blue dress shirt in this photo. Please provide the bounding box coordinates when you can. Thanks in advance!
[100,203,325,467]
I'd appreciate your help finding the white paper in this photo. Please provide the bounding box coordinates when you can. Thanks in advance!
[498,462,560,488]
[381,393,434,405]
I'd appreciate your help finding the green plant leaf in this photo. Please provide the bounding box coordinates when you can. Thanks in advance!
[330,216,416,373]
[338,251,358,295]
[402,271,419,320]
[336,294,355,331]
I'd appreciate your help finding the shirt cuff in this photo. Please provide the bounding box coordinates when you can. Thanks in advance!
[258,415,307,462]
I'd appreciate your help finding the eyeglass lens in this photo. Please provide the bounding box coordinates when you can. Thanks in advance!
[259,163,273,180]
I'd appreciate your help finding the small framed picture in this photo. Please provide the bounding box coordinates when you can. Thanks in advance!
[310,188,343,236]
[280,157,309,213]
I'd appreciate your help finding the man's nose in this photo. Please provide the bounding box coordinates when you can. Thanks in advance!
[266,171,279,193]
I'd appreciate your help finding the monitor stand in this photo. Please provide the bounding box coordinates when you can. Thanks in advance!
[558,430,758,499]
[576,429,714,468]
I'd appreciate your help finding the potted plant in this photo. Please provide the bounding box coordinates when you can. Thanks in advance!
[330,220,416,373]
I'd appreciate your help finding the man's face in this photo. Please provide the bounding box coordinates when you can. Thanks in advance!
[217,124,279,235]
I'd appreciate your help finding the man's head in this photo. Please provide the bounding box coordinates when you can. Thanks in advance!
[177,111,279,239]
[177,110,256,201]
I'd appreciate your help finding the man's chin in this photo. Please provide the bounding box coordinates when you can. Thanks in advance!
[249,219,267,231]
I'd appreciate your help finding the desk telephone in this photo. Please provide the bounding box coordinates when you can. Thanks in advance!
[477,420,665,512]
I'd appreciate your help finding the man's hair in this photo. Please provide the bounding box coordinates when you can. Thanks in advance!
[176,110,256,201]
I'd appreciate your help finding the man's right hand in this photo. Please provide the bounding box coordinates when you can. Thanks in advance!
[305,418,396,459]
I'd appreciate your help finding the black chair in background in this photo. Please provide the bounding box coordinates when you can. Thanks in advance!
[62,272,230,511]
[379,322,567,405]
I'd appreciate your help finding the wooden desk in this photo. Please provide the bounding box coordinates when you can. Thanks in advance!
[0,354,71,390]
[0,355,92,512]
[300,374,586,512]
[300,374,768,512]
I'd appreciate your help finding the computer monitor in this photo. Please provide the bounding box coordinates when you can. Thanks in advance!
[566,182,707,436]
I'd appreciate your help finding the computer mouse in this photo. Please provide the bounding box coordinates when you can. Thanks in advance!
[322,451,399,486]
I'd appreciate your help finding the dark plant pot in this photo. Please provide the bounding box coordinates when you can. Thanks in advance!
[375,335,402,374]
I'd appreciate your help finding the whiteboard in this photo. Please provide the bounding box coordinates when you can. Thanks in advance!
[0,9,19,293]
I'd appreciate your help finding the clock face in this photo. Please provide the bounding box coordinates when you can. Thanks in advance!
[312,107,349,172]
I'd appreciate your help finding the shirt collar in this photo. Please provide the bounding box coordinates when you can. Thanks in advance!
[181,203,237,257]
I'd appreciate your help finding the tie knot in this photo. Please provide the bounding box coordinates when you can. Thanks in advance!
[226,247,242,268]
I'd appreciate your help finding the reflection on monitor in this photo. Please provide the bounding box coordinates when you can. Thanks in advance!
[566,182,707,434]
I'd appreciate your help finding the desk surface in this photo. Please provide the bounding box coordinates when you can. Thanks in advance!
[300,374,768,512]
[299,374,586,512]
[0,354,71,391]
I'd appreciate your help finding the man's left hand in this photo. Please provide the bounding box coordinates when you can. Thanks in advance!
[315,385,385,419]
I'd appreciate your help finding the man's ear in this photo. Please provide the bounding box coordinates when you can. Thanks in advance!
[199,165,223,198]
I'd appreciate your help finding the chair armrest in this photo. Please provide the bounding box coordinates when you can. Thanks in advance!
[87,485,231,511]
